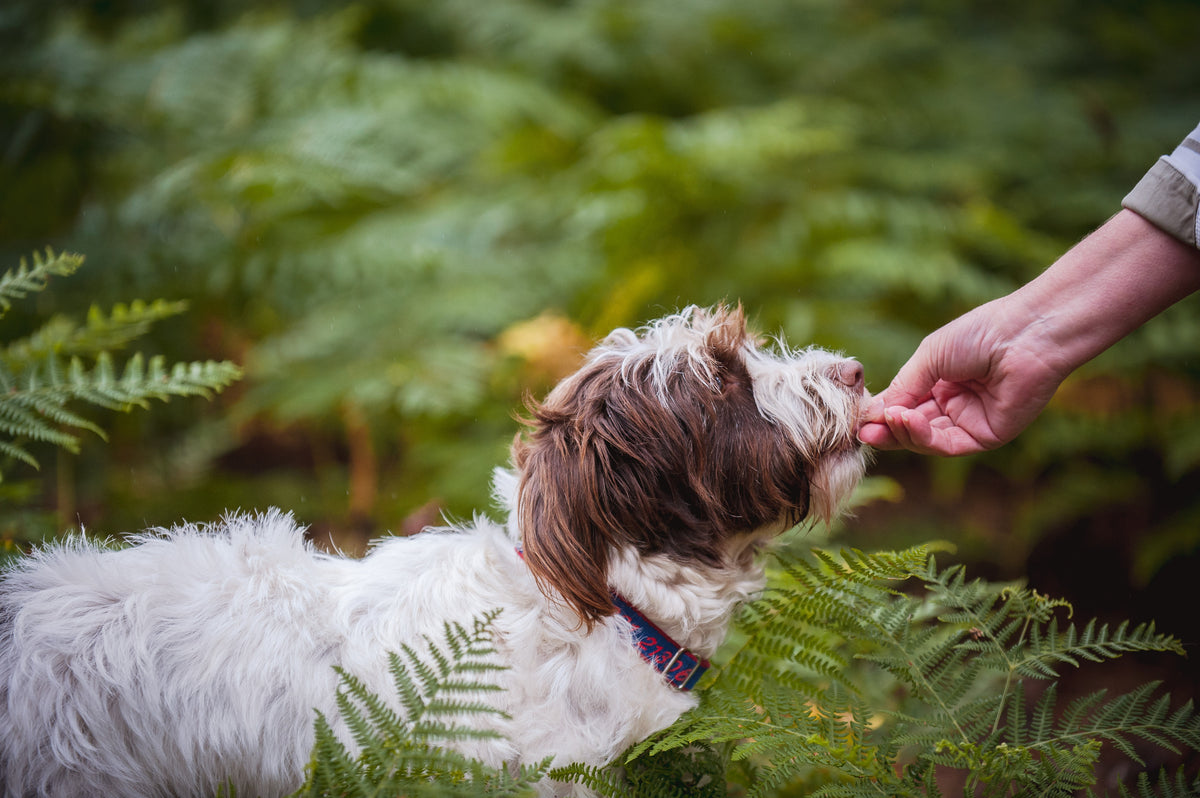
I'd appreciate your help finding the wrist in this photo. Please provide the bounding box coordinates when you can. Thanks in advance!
[993,290,1078,385]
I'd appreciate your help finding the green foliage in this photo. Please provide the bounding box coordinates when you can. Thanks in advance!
[0,249,240,477]
[0,3,1194,793]
[1113,768,1200,798]
[621,546,1197,797]
[4,0,1199,551]
[0,248,82,313]
[297,550,1197,797]
[293,610,550,798]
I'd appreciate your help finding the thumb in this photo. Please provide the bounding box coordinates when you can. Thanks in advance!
[872,352,939,415]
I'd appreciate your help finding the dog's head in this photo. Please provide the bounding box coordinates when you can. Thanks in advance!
[511,305,868,628]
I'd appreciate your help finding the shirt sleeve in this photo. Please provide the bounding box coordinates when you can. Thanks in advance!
[1122,122,1200,249]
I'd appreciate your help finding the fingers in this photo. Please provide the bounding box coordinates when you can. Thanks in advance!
[875,348,941,413]
[857,406,985,457]
[857,408,927,450]
[880,408,923,451]
[857,420,898,449]
[856,383,921,450]
[857,395,903,448]
[859,347,940,437]
[856,377,937,451]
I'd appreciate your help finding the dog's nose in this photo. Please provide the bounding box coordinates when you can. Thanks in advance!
[836,361,864,392]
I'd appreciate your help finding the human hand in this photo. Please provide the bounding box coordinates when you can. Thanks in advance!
[856,209,1200,457]
[856,298,1069,456]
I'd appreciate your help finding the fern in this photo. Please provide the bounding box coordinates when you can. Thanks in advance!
[289,548,1196,796]
[551,743,728,798]
[15,0,1200,543]
[0,250,241,476]
[293,610,551,798]
[0,250,84,315]
[1107,768,1200,798]
[620,545,1197,797]
[2,299,190,364]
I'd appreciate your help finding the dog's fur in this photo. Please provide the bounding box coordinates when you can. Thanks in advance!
[0,305,869,797]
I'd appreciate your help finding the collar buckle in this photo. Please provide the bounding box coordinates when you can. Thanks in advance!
[662,647,706,690]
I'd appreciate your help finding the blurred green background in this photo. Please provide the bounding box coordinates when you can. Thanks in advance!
[1,0,1199,676]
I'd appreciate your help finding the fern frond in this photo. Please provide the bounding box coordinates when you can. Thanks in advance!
[549,761,635,798]
[296,610,540,797]
[1030,683,1059,745]
[1,300,189,367]
[0,250,84,317]
[1036,682,1200,765]
[0,390,91,449]
[49,353,240,410]
[0,439,41,469]
[1018,618,1185,678]
[629,679,903,798]
[928,737,1101,798]
[299,712,362,796]
[82,300,191,353]
[0,252,242,479]
[0,351,240,476]
[623,543,1197,798]
[1105,767,1200,798]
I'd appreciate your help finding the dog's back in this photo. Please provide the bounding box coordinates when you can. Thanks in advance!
[0,509,633,798]
[0,511,348,798]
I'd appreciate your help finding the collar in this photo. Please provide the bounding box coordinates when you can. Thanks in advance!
[515,547,709,691]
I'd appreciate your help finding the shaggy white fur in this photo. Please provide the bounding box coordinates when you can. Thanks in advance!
[0,305,868,798]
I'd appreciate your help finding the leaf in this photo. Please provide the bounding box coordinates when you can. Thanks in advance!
[0,249,84,317]
[294,610,550,797]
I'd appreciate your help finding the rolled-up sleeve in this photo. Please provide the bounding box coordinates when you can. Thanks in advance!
[1122,123,1200,249]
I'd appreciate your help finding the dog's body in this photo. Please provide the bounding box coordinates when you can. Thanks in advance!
[0,306,868,797]
[0,501,706,797]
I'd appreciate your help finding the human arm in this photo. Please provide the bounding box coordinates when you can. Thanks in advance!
[858,120,1200,456]
[857,208,1200,455]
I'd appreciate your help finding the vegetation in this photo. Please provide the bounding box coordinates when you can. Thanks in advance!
[296,611,552,797]
[0,250,239,471]
[2,0,1199,793]
[4,0,1198,548]
[295,547,1200,796]
[0,249,239,552]
[617,544,1198,797]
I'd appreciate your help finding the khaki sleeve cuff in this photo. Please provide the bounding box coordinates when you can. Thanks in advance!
[1122,158,1200,248]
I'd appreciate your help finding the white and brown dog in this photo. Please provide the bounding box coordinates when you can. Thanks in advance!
[0,305,869,797]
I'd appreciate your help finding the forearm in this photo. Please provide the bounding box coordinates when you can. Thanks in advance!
[860,123,1200,456]
[1003,209,1200,377]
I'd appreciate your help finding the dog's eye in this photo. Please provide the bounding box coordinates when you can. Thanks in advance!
[713,373,724,392]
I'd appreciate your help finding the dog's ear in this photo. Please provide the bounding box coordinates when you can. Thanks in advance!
[512,411,619,630]
[510,303,814,629]
[699,302,749,354]
[511,351,746,629]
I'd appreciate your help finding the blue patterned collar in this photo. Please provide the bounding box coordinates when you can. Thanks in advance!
[515,547,709,690]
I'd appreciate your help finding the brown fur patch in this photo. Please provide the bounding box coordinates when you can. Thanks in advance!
[512,306,811,628]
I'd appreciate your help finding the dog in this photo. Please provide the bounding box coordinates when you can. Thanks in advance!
[0,304,869,797]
